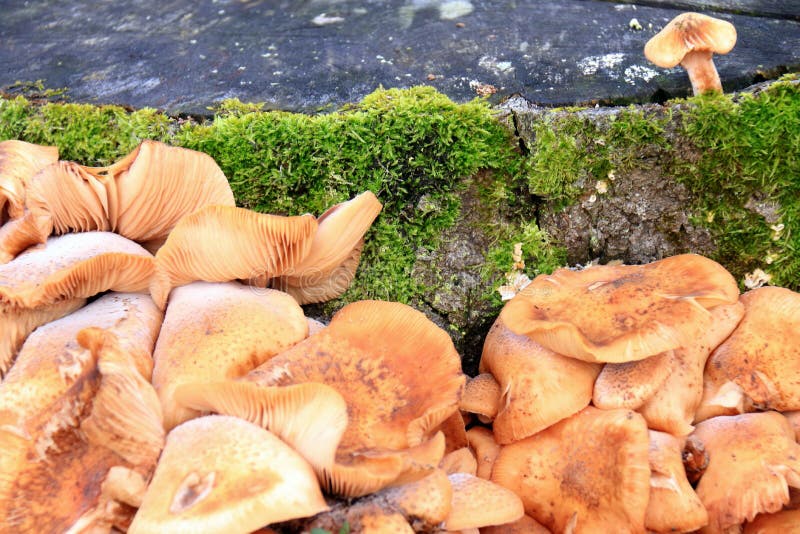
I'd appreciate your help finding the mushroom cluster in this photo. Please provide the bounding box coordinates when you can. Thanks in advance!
[0,139,526,533]
[463,255,800,533]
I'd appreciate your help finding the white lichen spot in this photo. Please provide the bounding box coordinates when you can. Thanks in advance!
[607,170,616,181]
[764,252,777,265]
[577,53,624,78]
[596,180,608,194]
[312,13,345,25]
[624,65,658,85]
[629,18,643,31]
[478,56,514,75]
[498,271,532,301]
[439,0,474,20]
[744,268,772,289]
[588,194,597,203]
[770,223,785,241]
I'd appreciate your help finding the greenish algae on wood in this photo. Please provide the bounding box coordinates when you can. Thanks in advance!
[1,78,798,371]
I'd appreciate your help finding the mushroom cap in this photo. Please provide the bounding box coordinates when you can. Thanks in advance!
[465,426,501,481]
[480,315,600,444]
[1,297,85,378]
[270,191,382,304]
[0,231,154,308]
[691,412,800,532]
[744,509,800,533]
[645,430,708,533]
[644,12,737,68]
[480,514,552,534]
[702,287,800,412]
[0,300,163,532]
[501,254,739,363]
[444,473,525,531]
[640,301,744,435]
[437,410,469,453]
[0,140,58,222]
[783,410,800,442]
[151,281,308,430]
[492,406,651,533]
[441,447,478,476]
[150,205,316,308]
[459,373,501,421]
[593,350,676,410]
[0,210,52,264]
[129,415,328,534]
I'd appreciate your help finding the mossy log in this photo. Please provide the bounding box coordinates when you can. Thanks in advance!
[1,77,798,374]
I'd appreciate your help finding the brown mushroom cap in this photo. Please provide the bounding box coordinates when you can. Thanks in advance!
[480,514,552,534]
[701,287,800,413]
[644,12,737,68]
[151,281,308,430]
[444,473,525,531]
[459,373,501,422]
[593,350,676,410]
[691,412,800,532]
[0,300,163,532]
[129,415,328,534]
[645,430,708,533]
[441,447,478,476]
[640,301,744,435]
[437,410,469,453]
[492,406,651,533]
[501,254,739,363]
[466,426,501,481]
[480,315,600,444]
[270,191,382,304]
[744,509,800,533]
[150,205,316,308]
[0,140,58,222]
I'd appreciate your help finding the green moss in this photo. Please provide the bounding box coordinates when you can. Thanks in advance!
[675,80,800,289]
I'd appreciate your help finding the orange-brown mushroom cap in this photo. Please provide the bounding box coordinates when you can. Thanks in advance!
[129,415,328,534]
[480,315,600,444]
[691,412,800,533]
[150,205,316,308]
[644,13,736,95]
[151,281,308,430]
[701,287,800,413]
[0,140,58,222]
[480,514,552,534]
[744,509,800,533]
[645,430,708,533]
[270,191,382,304]
[441,447,478,476]
[459,373,501,422]
[501,254,738,363]
[465,426,501,481]
[244,300,465,496]
[0,298,163,532]
[444,473,524,531]
[593,350,676,410]
[0,210,52,264]
[492,406,651,533]
[640,301,744,435]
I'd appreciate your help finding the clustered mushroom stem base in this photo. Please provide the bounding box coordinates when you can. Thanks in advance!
[680,50,722,95]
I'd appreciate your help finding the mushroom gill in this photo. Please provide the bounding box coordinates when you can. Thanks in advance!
[270,190,382,304]
[151,281,308,430]
[150,205,317,308]
[0,140,58,223]
[501,254,739,363]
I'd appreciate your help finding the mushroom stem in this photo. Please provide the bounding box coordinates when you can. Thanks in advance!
[680,50,722,95]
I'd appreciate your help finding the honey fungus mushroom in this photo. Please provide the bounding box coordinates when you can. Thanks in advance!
[501,254,739,364]
[150,281,308,430]
[644,12,737,95]
[129,415,327,533]
[0,140,58,223]
[691,412,800,532]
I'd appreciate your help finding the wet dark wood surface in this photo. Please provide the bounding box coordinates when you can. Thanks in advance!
[1,0,798,114]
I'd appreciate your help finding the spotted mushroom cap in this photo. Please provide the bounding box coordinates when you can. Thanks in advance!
[151,281,307,430]
[444,473,525,531]
[501,254,739,363]
[491,406,651,533]
[129,415,327,534]
[644,12,737,68]
[691,412,800,532]
[480,315,600,444]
